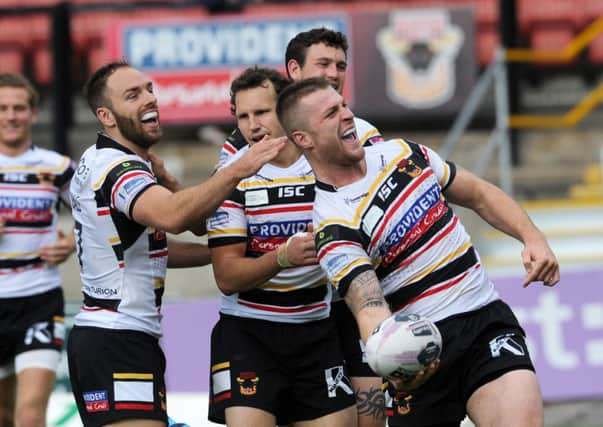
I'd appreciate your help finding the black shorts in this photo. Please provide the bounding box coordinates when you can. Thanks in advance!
[386,300,535,427]
[67,326,167,427]
[331,299,379,377]
[208,314,356,425]
[0,287,65,366]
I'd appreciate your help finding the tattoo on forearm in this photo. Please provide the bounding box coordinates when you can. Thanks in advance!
[356,386,386,420]
[347,271,386,316]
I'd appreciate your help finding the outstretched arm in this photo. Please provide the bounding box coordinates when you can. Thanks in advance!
[133,136,287,234]
[444,166,560,287]
[148,150,207,236]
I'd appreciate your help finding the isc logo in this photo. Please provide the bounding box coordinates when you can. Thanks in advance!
[3,172,28,182]
[278,186,304,198]
[377,177,398,201]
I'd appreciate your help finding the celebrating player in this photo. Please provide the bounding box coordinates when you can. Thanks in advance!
[217,28,386,427]
[207,66,356,427]
[276,77,560,427]
[67,61,285,426]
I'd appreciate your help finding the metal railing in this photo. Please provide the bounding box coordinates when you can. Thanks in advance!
[441,16,603,197]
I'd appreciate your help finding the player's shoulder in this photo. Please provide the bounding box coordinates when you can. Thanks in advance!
[217,144,249,170]
[354,116,385,146]
[31,145,73,169]
[226,127,248,149]
[217,127,248,169]
[353,116,377,132]
[366,137,411,154]
[92,135,148,168]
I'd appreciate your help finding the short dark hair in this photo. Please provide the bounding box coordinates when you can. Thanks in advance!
[284,28,349,78]
[84,60,130,114]
[0,73,39,109]
[229,66,290,115]
[276,77,331,137]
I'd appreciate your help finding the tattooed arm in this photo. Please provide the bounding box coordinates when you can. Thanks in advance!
[345,270,440,392]
[354,378,387,425]
[344,270,392,343]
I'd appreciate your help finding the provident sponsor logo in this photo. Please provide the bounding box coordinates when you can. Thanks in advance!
[83,390,109,413]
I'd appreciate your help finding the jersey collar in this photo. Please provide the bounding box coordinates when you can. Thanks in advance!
[95,132,137,155]
[315,180,338,192]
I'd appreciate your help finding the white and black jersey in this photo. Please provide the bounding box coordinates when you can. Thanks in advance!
[69,134,167,337]
[0,146,74,298]
[313,139,498,322]
[207,154,331,323]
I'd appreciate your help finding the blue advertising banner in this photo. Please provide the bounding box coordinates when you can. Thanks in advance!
[108,13,349,123]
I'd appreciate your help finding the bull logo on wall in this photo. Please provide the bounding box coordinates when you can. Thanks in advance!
[377,9,464,109]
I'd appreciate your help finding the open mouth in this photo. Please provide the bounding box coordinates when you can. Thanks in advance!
[141,111,159,127]
[341,127,357,144]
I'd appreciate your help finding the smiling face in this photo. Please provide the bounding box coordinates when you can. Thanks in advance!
[0,86,36,154]
[235,80,285,145]
[288,43,347,94]
[100,67,161,149]
[297,85,364,168]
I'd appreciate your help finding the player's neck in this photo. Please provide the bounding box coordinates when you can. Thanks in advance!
[103,129,150,160]
[0,139,32,157]
[269,140,301,168]
[315,160,366,189]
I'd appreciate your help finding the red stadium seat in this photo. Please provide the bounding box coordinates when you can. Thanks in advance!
[530,26,575,50]
[0,49,25,74]
[584,0,603,24]
[477,25,499,66]
[87,44,110,73]
[0,16,35,49]
[32,47,52,85]
[519,0,583,34]
[529,25,575,57]
[588,33,603,64]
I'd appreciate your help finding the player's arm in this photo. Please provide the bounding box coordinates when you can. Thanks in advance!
[39,229,76,266]
[167,238,211,268]
[344,270,438,390]
[148,150,182,193]
[211,231,317,295]
[133,136,286,234]
[444,166,559,287]
[40,160,77,265]
[148,150,207,236]
[343,270,392,343]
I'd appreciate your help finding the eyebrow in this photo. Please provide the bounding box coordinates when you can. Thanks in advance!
[123,81,152,97]
[123,86,141,97]
[322,104,338,119]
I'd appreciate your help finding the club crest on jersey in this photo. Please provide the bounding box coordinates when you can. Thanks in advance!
[396,158,422,178]
[36,172,55,186]
[393,391,413,415]
[236,372,259,396]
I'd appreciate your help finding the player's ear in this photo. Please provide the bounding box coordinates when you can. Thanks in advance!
[291,130,310,149]
[96,107,116,128]
[287,59,301,81]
